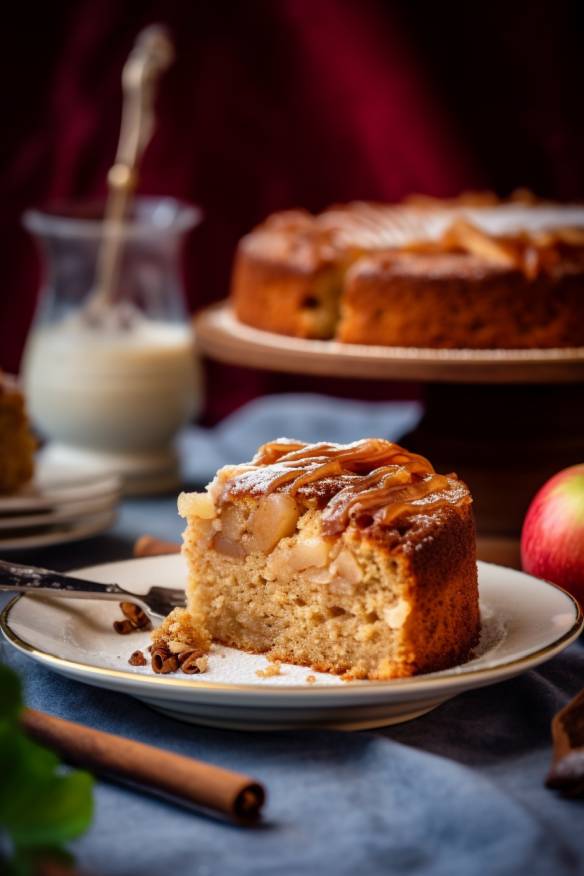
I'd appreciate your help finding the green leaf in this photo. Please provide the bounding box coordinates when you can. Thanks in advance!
[0,730,59,822]
[0,720,20,779]
[7,769,93,848]
[0,664,22,720]
[0,664,94,863]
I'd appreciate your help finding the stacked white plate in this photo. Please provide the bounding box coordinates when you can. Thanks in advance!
[0,454,121,551]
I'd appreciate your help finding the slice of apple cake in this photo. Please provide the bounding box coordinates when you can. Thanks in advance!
[0,373,36,494]
[174,438,479,680]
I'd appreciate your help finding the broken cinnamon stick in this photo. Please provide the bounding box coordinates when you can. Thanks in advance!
[133,534,181,558]
[545,688,584,798]
[21,708,265,822]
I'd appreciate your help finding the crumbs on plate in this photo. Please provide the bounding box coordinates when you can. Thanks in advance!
[255,662,282,679]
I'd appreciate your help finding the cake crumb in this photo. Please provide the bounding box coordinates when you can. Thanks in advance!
[305,674,317,684]
[194,655,208,673]
[128,650,147,666]
[151,607,210,653]
[168,639,195,655]
[255,662,282,679]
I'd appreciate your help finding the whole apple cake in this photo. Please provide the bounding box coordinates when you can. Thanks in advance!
[231,195,584,349]
[164,438,479,680]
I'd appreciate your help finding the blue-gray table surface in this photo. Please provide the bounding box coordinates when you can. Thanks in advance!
[1,396,583,876]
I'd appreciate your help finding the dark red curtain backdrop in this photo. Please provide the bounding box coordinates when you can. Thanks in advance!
[1,0,583,420]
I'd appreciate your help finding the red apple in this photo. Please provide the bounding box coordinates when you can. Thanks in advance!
[521,464,584,604]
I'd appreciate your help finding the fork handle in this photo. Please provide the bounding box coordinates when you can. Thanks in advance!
[0,559,131,603]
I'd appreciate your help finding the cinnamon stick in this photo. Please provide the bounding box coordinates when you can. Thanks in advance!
[133,534,181,558]
[21,708,265,822]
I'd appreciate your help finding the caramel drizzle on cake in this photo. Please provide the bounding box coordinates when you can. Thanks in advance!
[218,438,470,535]
[403,219,584,279]
[249,198,584,270]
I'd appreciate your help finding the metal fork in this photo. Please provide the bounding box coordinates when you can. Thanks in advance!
[0,559,185,619]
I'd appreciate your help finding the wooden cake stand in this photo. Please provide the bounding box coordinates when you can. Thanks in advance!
[195,303,584,568]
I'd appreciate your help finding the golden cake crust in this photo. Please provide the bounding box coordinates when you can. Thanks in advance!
[369,503,479,675]
[231,233,345,338]
[339,249,584,349]
[230,196,584,349]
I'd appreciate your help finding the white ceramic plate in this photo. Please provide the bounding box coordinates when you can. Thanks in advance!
[0,509,117,551]
[0,493,119,532]
[0,455,121,515]
[1,556,581,730]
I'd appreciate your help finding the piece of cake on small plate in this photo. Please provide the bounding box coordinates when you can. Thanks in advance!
[158,438,479,680]
[0,373,36,494]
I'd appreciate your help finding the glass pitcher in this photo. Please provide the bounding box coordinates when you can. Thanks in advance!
[22,197,203,494]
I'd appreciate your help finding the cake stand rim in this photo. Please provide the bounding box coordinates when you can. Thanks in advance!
[194,302,584,385]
